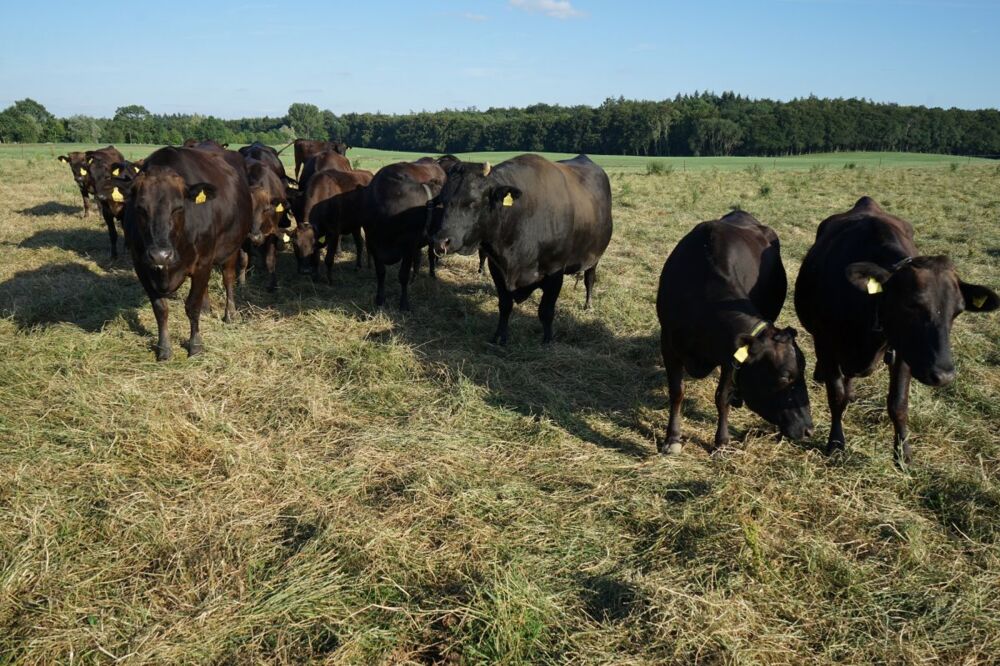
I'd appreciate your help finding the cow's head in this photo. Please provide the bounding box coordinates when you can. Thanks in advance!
[432,162,517,256]
[95,161,142,216]
[249,185,288,246]
[847,256,999,386]
[733,324,813,440]
[129,166,216,287]
[291,201,324,275]
[58,152,91,189]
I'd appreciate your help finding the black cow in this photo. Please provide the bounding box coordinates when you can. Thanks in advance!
[657,211,813,454]
[362,161,445,310]
[183,139,229,150]
[795,197,998,463]
[57,152,94,217]
[124,147,252,360]
[238,141,291,182]
[431,154,612,343]
[82,146,126,258]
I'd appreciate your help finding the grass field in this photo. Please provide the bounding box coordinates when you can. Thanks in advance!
[1,145,999,663]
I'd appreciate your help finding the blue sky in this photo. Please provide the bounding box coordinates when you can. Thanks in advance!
[1,0,997,118]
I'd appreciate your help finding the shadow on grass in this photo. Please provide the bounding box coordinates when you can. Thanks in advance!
[0,262,145,333]
[16,226,118,264]
[18,201,82,217]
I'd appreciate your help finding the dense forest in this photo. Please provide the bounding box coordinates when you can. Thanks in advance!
[2,94,998,157]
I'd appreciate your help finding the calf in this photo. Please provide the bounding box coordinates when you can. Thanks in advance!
[657,211,813,454]
[795,197,998,463]
[363,161,445,309]
[124,147,252,360]
[431,154,612,343]
[57,152,94,217]
[292,168,373,282]
[293,139,350,178]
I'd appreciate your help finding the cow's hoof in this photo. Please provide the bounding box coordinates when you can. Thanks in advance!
[491,334,508,346]
[660,440,683,455]
[156,347,172,362]
[188,341,204,357]
[825,440,846,456]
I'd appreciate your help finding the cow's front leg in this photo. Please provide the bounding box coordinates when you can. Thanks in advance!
[487,259,513,344]
[221,253,239,324]
[398,248,414,311]
[537,272,564,343]
[661,341,685,455]
[151,296,171,361]
[825,373,851,455]
[100,204,118,259]
[185,266,212,356]
[887,356,913,465]
[265,236,278,292]
[713,364,736,452]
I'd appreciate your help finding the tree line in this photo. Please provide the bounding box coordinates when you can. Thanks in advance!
[2,93,998,157]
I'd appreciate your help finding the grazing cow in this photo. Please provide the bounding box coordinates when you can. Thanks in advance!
[293,139,350,178]
[244,160,292,291]
[795,197,998,463]
[657,211,813,454]
[431,154,612,343]
[124,147,252,360]
[82,146,126,257]
[363,161,445,309]
[292,168,373,281]
[57,152,95,217]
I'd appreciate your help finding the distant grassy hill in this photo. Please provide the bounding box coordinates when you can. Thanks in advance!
[3,143,992,173]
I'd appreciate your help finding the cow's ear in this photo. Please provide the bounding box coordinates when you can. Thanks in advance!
[186,183,217,204]
[846,262,891,295]
[491,186,522,209]
[960,281,999,312]
[782,326,798,340]
[271,198,288,213]
[282,176,299,189]
[58,155,69,163]
[733,333,765,365]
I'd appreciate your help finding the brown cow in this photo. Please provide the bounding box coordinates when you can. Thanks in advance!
[243,159,292,291]
[124,147,252,360]
[293,139,349,178]
[292,168,373,282]
[83,146,127,257]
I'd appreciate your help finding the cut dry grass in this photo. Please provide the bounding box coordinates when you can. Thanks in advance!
[0,149,998,664]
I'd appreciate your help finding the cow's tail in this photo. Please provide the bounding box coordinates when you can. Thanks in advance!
[275,140,295,155]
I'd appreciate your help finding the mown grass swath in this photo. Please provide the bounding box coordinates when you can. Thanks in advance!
[0,146,998,663]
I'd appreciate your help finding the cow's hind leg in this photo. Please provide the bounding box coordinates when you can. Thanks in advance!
[352,228,365,270]
[887,356,913,466]
[537,272,564,343]
[81,192,90,219]
[221,253,239,324]
[661,336,685,454]
[487,259,514,345]
[478,248,487,274]
[373,249,387,307]
[583,266,596,310]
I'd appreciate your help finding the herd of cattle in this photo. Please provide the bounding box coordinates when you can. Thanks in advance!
[56,140,997,464]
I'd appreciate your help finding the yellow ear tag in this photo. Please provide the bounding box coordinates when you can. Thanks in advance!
[275,202,285,213]
[111,187,125,203]
[194,190,207,204]
[79,167,88,176]
[502,193,514,207]
[866,277,883,295]
[318,236,326,244]
[733,345,750,364]
[112,167,120,176]
[281,233,291,243]
[973,294,987,308]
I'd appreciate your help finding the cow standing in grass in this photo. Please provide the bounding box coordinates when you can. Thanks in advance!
[431,154,613,344]
[795,197,998,464]
[124,147,251,360]
[657,210,813,454]
[57,152,94,218]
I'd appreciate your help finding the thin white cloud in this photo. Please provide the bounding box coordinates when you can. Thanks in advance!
[462,12,490,21]
[509,0,584,19]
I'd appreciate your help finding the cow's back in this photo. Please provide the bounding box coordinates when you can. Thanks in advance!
[658,213,785,377]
